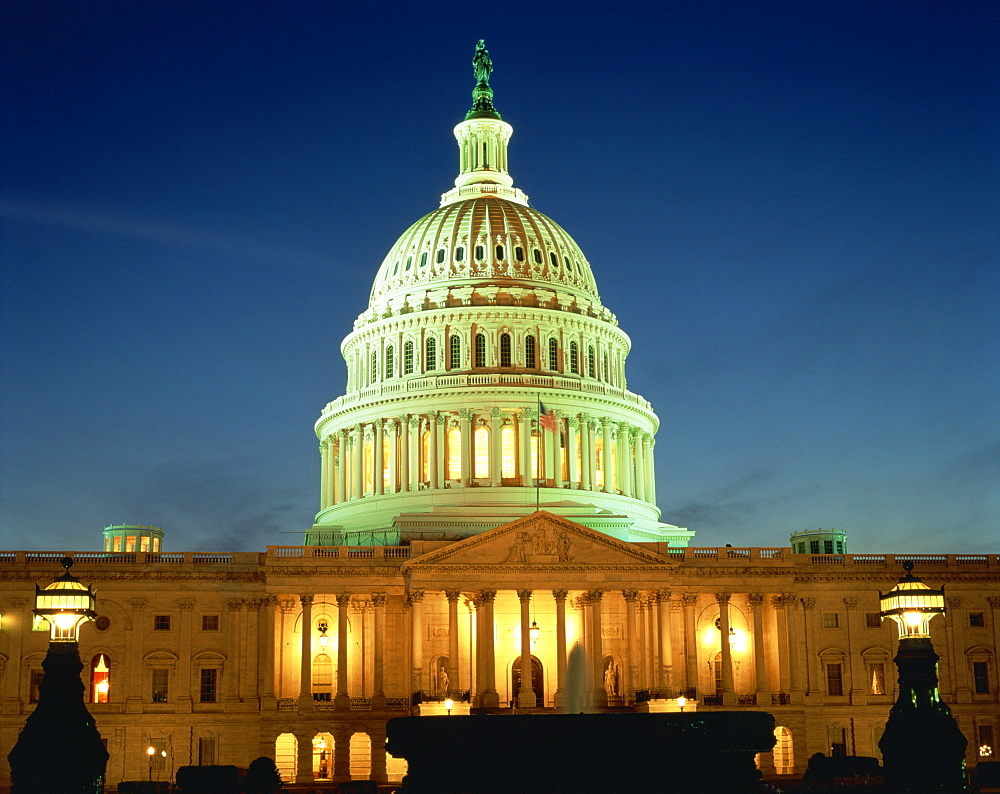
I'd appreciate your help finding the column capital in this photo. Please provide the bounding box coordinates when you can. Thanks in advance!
[458,408,473,421]
[409,415,420,428]
[622,589,638,602]
[587,589,604,602]
[336,594,352,608]
[567,417,580,429]
[800,597,816,611]
[407,589,425,605]
[178,598,196,611]
[715,593,731,605]
[988,596,1000,610]
[782,592,798,606]
[226,598,245,612]
[299,594,314,608]
[842,597,859,610]
[517,589,532,603]
[477,589,497,603]
[747,593,765,608]
[371,593,387,607]
[657,588,672,602]
[946,596,962,610]
[130,598,147,612]
[279,598,298,614]
[490,406,501,418]
[445,589,461,603]
[551,589,569,602]
[681,592,698,607]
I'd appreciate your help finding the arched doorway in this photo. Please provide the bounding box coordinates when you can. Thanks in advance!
[512,656,543,706]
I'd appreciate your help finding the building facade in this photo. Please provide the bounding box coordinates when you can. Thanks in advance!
[1,44,998,790]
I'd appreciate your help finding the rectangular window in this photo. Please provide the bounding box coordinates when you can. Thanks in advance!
[823,540,834,554]
[140,536,149,552]
[865,612,882,629]
[831,728,847,757]
[868,662,885,695]
[525,335,536,368]
[809,540,820,554]
[979,725,995,758]
[973,661,990,694]
[201,615,219,631]
[200,668,218,702]
[450,335,460,370]
[113,536,122,552]
[151,669,169,702]
[29,669,44,703]
[125,536,136,552]
[836,541,844,554]
[969,612,986,628]
[822,613,839,629]
[826,663,844,696]
[198,736,218,766]
[153,615,171,631]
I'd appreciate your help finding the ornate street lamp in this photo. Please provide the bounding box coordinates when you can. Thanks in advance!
[878,561,967,790]
[8,558,109,793]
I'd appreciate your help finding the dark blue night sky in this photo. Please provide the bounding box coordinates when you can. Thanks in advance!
[2,1,997,552]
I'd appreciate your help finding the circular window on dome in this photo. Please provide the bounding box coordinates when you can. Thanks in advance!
[95,615,111,632]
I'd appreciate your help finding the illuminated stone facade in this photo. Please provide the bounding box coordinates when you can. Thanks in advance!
[1,48,998,791]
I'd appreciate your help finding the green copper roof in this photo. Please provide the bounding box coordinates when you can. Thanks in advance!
[466,39,501,120]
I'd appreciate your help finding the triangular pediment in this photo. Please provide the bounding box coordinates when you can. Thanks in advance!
[404,511,673,570]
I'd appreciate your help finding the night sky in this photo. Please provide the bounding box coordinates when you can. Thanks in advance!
[2,2,997,553]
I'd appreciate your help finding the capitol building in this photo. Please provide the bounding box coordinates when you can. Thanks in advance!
[1,44,997,790]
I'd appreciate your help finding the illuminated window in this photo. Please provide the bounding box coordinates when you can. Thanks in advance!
[426,338,437,371]
[830,727,847,757]
[113,536,121,552]
[530,431,539,481]
[363,440,373,492]
[773,727,793,775]
[575,434,582,483]
[385,346,394,379]
[126,536,136,552]
[525,335,536,368]
[104,538,110,552]
[140,536,149,552]
[826,663,843,696]
[312,653,332,701]
[198,736,217,766]
[446,428,461,480]
[29,669,43,703]
[383,437,391,489]
[449,335,461,370]
[421,430,430,482]
[595,437,604,487]
[152,537,160,552]
[475,334,486,367]
[404,341,414,374]
[474,427,489,479]
[822,613,839,629]
[371,350,378,385]
[200,668,218,702]
[560,432,567,479]
[151,668,168,702]
[587,346,596,378]
[868,662,885,695]
[548,338,558,370]
[501,426,516,479]
[499,334,511,367]
[569,341,579,374]
[91,654,110,703]
[979,725,995,758]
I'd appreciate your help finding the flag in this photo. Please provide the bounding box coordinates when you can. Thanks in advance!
[538,401,558,433]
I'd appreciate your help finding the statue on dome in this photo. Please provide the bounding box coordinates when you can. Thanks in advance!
[473,39,493,86]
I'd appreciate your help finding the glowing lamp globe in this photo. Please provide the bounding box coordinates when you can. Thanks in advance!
[878,561,945,639]
[33,557,97,642]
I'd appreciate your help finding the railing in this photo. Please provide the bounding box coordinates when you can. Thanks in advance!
[350,697,372,710]
[347,547,375,558]
[853,555,887,565]
[385,698,410,710]
[771,693,791,705]
[633,687,697,703]
[145,553,184,564]
[810,555,845,565]
[192,554,232,564]
[736,694,758,706]
[0,552,14,563]
[702,695,723,706]
[266,545,412,561]
[276,698,297,711]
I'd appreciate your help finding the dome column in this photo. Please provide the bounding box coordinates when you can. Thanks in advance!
[385,422,397,494]
[518,409,534,486]
[580,417,593,491]
[398,415,410,492]
[458,410,473,485]
[408,416,420,490]
[621,425,634,498]
[319,441,330,510]
[551,414,563,488]
[634,432,646,503]
[567,418,580,488]
[489,408,501,487]
[352,425,364,499]
[601,419,612,493]
[429,412,440,489]
[374,422,385,496]
[516,590,536,707]
[336,431,347,504]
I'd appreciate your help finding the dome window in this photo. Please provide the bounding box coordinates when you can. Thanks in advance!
[404,341,414,374]
[436,248,446,264]
[495,245,504,260]
[426,337,437,371]
[474,426,490,479]
[456,246,465,261]
[499,333,512,367]
[515,247,525,262]
[564,256,570,270]
[549,251,557,268]
[474,333,486,368]
[385,346,394,379]
[371,350,378,385]
[587,346,596,379]
[548,338,559,371]
[525,335,536,369]
[534,249,543,264]
[420,252,428,267]
[405,256,413,271]
[393,260,400,275]
[449,335,461,370]
[475,245,485,260]
[574,260,581,273]
[569,341,579,374]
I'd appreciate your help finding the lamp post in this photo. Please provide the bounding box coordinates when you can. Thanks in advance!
[878,561,967,790]
[8,557,109,793]
[676,696,687,713]
[147,746,155,782]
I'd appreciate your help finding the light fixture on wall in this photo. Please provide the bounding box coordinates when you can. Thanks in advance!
[318,619,329,648]
[529,619,540,645]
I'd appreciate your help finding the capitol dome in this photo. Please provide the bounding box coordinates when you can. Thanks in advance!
[310,42,691,547]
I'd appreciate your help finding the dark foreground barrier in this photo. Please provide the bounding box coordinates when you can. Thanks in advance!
[387,711,776,793]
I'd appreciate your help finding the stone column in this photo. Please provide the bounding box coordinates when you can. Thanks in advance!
[589,590,607,707]
[429,411,440,489]
[371,594,386,709]
[478,589,499,707]
[844,596,865,704]
[717,593,736,704]
[552,415,564,488]
[801,597,818,696]
[225,598,245,703]
[519,408,535,486]
[600,419,612,492]
[553,590,568,706]
[748,594,768,698]
[259,595,278,709]
[335,594,351,709]
[622,426,634,498]
[458,409,472,485]
[623,590,638,701]
[516,590,536,707]
[579,416,592,491]
[374,421,385,495]
[176,598,194,712]
[637,597,649,689]
[385,422,397,494]
[369,724,388,784]
[398,415,410,492]
[408,590,424,695]
[586,419,599,491]
[320,440,330,509]
[298,595,314,710]
[489,408,501,487]
[947,596,970,700]
[634,431,646,502]
[352,424,364,499]
[783,593,803,699]
[658,589,673,688]
[647,437,656,504]
[446,590,460,696]
[337,431,348,503]
[295,730,314,784]
[567,418,580,487]
[5,599,28,707]
[772,595,791,695]
[472,595,483,706]
[408,416,420,489]
[333,726,351,783]
[682,593,698,692]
